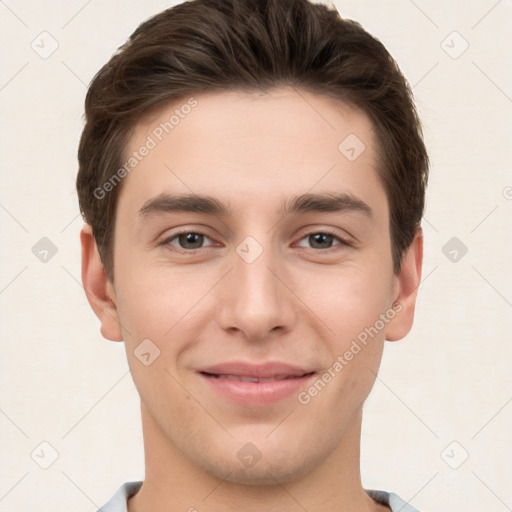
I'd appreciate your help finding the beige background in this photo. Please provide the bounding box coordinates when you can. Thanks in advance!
[1,1,511,510]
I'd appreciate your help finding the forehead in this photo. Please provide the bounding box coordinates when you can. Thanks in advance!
[117,87,387,223]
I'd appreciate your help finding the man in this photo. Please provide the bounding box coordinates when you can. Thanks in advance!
[76,0,428,510]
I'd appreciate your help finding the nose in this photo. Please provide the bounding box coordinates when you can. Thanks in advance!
[217,239,298,343]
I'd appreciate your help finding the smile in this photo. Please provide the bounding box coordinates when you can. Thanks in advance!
[197,361,316,406]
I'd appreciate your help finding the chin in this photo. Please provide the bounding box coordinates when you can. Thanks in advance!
[203,460,311,486]
[195,440,326,486]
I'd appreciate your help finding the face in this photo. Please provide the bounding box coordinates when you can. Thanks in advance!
[86,87,420,485]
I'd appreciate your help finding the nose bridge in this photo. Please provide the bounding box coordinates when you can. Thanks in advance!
[218,234,296,341]
[237,240,280,306]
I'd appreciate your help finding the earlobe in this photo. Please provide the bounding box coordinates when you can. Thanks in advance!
[80,224,124,342]
[385,227,423,342]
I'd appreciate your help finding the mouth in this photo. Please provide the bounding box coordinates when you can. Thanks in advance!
[197,361,316,406]
[200,371,315,383]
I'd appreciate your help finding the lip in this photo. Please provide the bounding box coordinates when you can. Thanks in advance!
[197,361,316,406]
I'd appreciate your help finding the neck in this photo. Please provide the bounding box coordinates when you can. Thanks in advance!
[128,404,385,512]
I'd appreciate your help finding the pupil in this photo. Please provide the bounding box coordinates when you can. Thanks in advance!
[311,233,332,249]
[180,233,203,249]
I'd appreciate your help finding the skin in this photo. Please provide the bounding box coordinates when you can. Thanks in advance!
[81,87,423,512]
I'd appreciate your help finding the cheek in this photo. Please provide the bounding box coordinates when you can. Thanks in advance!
[314,267,393,343]
[307,269,391,402]
[114,263,205,342]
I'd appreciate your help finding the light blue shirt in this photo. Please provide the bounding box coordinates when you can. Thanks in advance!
[97,481,421,511]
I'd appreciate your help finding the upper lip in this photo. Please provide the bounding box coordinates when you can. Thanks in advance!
[198,361,314,379]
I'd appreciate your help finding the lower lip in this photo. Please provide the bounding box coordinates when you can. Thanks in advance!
[199,372,315,406]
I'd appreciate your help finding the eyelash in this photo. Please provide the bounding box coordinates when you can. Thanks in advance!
[161,228,352,254]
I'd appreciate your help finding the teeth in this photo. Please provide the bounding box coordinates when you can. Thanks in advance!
[237,376,260,383]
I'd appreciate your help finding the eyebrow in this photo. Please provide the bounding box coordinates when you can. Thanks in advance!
[138,191,373,220]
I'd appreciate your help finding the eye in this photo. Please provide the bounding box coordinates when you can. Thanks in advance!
[295,230,351,250]
[163,231,216,251]
[161,229,351,253]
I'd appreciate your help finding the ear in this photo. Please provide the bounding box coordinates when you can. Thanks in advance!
[80,223,123,342]
[385,227,423,342]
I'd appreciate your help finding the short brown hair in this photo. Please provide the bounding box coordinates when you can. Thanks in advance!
[76,0,429,282]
